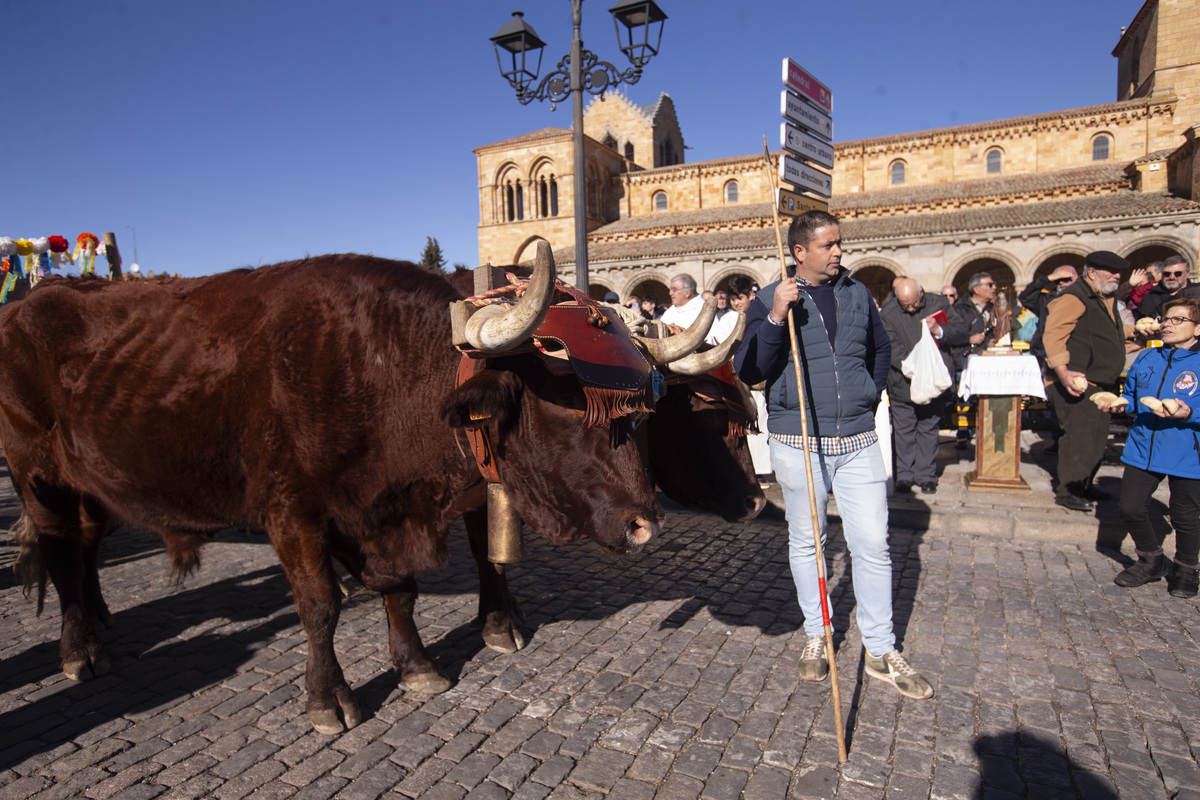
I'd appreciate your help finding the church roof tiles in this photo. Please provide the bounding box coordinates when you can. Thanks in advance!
[554,192,1200,265]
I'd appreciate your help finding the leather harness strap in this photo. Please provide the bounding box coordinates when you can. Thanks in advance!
[456,354,502,483]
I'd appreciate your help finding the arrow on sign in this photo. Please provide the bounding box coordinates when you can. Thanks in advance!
[781,91,833,141]
[780,153,832,198]
[781,122,835,171]
[777,187,829,217]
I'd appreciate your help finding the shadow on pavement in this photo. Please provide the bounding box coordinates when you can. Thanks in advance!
[0,565,297,767]
[973,729,1117,798]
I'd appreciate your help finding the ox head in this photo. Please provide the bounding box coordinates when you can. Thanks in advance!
[442,242,694,554]
[647,355,766,522]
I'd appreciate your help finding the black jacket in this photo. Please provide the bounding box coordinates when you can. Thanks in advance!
[1135,281,1200,321]
[879,293,968,404]
[944,296,991,373]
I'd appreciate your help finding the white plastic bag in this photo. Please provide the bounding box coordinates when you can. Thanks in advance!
[900,321,952,404]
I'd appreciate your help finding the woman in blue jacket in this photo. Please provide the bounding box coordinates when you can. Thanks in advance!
[1101,297,1200,597]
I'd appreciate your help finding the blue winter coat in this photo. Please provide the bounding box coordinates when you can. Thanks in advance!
[1119,344,1200,478]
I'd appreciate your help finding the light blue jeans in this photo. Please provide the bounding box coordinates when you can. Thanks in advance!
[770,438,895,657]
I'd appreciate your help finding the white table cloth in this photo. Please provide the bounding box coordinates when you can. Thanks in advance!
[959,352,1046,401]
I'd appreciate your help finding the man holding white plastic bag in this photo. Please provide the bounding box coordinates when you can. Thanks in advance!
[881,278,970,493]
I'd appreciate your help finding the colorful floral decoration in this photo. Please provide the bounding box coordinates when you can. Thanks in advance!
[14,239,32,279]
[30,238,50,285]
[0,239,20,303]
[74,232,100,275]
[47,235,70,271]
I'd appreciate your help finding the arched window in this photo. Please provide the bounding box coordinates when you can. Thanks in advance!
[602,134,618,151]
[653,191,668,211]
[986,148,1002,174]
[500,168,523,222]
[1092,134,1111,161]
[890,160,906,185]
[624,142,634,162]
[725,180,739,203]
[538,176,559,218]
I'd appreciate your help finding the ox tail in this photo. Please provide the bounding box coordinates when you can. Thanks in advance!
[161,530,205,585]
[12,509,48,615]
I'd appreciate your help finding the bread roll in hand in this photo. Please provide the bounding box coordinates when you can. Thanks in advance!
[1090,391,1128,411]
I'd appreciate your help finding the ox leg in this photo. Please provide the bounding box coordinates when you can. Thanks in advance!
[267,525,362,735]
[21,481,111,681]
[465,506,526,654]
[80,496,114,630]
[382,579,452,694]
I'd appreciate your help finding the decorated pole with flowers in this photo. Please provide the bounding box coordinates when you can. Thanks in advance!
[47,235,71,272]
[74,232,100,275]
[14,239,32,279]
[0,238,19,303]
[30,238,50,285]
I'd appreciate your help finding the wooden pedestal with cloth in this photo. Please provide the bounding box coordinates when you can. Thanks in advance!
[958,350,1047,491]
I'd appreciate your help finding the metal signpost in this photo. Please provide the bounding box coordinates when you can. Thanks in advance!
[767,57,847,764]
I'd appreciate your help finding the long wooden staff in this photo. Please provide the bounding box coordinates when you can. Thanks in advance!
[762,137,847,763]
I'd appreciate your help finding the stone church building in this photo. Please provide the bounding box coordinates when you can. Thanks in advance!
[474,0,1200,306]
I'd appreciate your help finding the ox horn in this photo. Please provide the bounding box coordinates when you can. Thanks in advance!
[466,241,557,352]
[666,310,746,376]
[635,297,717,365]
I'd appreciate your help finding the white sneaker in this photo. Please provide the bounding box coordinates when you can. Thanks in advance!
[864,650,933,699]
[799,635,828,682]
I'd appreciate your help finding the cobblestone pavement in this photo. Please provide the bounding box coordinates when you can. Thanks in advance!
[2,451,1200,799]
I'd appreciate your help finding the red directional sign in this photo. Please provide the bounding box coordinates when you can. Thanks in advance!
[782,58,832,115]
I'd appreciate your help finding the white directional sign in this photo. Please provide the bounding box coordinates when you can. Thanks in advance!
[780,122,835,171]
[781,90,833,141]
[780,153,832,198]
[782,58,833,114]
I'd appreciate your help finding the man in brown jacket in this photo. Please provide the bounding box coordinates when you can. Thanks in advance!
[1043,250,1134,511]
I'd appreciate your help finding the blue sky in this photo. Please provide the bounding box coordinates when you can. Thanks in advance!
[4,0,1142,278]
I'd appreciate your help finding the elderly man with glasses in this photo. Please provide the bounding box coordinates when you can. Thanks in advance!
[1135,255,1200,321]
[1044,250,1136,511]
[945,272,996,448]
[660,273,707,328]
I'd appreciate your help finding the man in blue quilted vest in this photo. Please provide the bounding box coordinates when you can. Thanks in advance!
[735,210,933,700]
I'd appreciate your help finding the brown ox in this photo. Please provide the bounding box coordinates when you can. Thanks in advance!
[0,244,668,734]
[450,264,765,652]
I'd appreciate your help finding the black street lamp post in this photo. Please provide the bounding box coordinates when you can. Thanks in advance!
[491,1,666,293]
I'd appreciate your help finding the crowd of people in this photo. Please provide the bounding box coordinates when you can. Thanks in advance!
[600,211,1197,703]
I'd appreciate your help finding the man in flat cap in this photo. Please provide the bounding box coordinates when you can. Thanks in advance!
[1043,250,1135,511]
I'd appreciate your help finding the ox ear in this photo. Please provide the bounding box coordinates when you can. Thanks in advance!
[441,369,523,430]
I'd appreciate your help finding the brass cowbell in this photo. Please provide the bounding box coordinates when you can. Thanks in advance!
[486,482,524,563]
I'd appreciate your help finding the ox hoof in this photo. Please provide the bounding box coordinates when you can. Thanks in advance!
[308,697,362,736]
[63,647,111,682]
[308,707,346,736]
[483,626,526,654]
[401,671,452,695]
